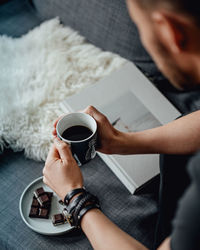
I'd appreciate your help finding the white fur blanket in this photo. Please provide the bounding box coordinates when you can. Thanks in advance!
[0,18,125,161]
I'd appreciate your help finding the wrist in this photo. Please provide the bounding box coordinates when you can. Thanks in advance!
[62,189,100,228]
[81,207,100,228]
[116,130,157,155]
[110,130,132,154]
[111,131,147,155]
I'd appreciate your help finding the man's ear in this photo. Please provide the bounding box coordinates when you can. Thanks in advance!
[151,11,188,54]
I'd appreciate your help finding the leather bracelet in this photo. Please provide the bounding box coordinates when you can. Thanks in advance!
[72,193,93,227]
[62,192,93,227]
[66,193,86,214]
[73,193,99,227]
[64,187,86,205]
[78,203,100,226]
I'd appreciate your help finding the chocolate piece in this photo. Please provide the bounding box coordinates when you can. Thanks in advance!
[41,202,51,209]
[33,192,52,200]
[52,213,65,226]
[38,194,50,207]
[34,187,45,198]
[30,188,53,220]
[46,192,53,198]
[31,197,40,207]
[32,196,51,208]
[29,207,39,218]
[38,208,49,219]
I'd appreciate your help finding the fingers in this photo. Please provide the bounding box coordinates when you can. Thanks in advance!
[53,137,73,162]
[52,115,65,136]
[45,144,60,166]
[43,175,48,185]
[52,128,57,136]
[53,115,64,128]
[83,105,107,123]
[83,105,100,116]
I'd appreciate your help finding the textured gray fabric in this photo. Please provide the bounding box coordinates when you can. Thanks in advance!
[0,150,158,249]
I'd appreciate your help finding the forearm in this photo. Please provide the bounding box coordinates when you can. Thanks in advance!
[113,110,200,155]
[81,209,147,250]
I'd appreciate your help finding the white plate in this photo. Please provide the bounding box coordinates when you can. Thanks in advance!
[19,176,74,235]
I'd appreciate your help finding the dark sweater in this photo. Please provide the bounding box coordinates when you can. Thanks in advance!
[171,152,200,250]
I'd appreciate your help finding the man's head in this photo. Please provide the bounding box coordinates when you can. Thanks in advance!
[126,0,200,90]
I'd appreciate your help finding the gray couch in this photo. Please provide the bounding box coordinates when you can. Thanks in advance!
[0,1,199,249]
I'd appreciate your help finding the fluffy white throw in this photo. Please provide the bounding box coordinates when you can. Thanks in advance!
[0,18,125,161]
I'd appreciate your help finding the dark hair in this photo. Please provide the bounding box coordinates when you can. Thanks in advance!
[136,0,200,25]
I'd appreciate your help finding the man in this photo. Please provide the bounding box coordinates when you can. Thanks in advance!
[43,0,200,249]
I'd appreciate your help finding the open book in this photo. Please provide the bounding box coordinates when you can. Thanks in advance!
[60,62,180,193]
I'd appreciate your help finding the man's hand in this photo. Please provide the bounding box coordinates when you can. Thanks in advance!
[43,137,83,201]
[52,106,123,154]
[84,106,123,154]
[52,108,200,156]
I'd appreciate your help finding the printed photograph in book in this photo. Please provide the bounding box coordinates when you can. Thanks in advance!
[101,91,161,134]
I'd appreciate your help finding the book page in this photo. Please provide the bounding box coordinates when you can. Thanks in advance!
[100,91,161,132]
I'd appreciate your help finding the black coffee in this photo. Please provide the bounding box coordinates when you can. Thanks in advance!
[61,125,93,141]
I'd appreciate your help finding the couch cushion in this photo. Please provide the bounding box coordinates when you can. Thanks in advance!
[32,0,159,78]
[0,0,43,37]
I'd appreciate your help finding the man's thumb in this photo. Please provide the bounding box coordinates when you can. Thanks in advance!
[54,137,72,161]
